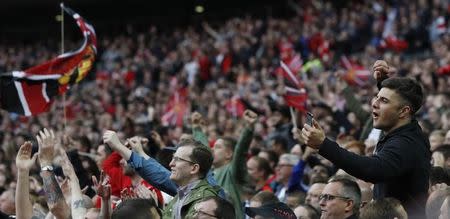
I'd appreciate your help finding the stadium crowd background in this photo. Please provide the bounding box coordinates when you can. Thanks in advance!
[0,0,449,218]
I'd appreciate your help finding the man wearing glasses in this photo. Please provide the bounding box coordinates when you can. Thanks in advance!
[319,177,361,219]
[272,153,299,202]
[103,131,221,219]
[192,196,235,219]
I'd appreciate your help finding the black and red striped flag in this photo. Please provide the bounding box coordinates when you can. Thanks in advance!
[0,5,97,116]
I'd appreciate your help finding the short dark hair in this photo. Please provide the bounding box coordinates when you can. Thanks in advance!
[286,190,306,208]
[360,198,406,219]
[328,176,361,214]
[112,198,162,219]
[381,77,424,114]
[251,156,273,178]
[260,149,279,166]
[179,139,213,179]
[273,136,288,151]
[434,144,450,160]
[295,204,319,219]
[251,191,279,205]
[429,166,450,186]
[199,196,235,219]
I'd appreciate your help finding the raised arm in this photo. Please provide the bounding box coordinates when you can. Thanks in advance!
[93,172,112,219]
[126,136,151,159]
[103,130,177,196]
[338,78,372,122]
[372,60,392,88]
[230,110,257,181]
[191,112,209,147]
[287,140,315,192]
[37,128,71,219]
[15,141,38,219]
[202,22,221,41]
[102,130,132,160]
[59,147,86,219]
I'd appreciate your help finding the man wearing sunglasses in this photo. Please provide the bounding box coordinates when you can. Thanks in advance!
[319,177,361,219]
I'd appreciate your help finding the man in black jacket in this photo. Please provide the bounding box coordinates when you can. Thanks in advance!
[300,60,431,218]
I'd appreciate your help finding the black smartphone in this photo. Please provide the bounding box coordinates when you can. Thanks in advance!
[306,112,314,126]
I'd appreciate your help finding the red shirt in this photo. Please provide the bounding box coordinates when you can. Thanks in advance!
[102,152,164,207]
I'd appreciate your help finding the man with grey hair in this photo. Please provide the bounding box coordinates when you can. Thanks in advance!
[273,153,299,202]
[319,176,361,219]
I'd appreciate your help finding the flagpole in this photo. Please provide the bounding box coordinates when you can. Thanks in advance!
[289,107,297,128]
[60,3,67,132]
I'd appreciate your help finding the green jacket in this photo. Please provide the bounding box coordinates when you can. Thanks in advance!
[193,127,253,219]
[163,179,221,219]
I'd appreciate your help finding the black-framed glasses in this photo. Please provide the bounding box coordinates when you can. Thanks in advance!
[193,206,218,218]
[172,156,196,165]
[319,194,351,202]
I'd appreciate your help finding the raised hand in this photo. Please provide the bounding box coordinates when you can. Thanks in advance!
[93,171,111,200]
[126,136,147,156]
[134,184,158,203]
[102,130,122,150]
[36,128,56,167]
[372,60,390,81]
[59,147,76,179]
[243,110,258,128]
[61,134,74,149]
[301,120,326,150]
[120,188,137,200]
[16,141,38,172]
[191,111,203,128]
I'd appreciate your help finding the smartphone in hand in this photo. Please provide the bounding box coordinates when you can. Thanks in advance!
[306,112,314,126]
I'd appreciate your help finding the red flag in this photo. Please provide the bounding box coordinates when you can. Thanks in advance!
[161,87,188,127]
[340,56,371,87]
[278,60,308,112]
[225,95,246,117]
[0,5,96,116]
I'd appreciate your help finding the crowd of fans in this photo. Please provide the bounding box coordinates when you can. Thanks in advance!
[0,0,450,218]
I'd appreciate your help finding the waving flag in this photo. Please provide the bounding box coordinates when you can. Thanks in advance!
[0,5,97,116]
[340,56,371,87]
[161,87,189,127]
[278,60,307,112]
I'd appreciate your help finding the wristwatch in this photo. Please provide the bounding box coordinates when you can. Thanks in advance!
[41,165,54,172]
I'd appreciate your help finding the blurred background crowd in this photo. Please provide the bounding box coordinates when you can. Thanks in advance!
[0,0,449,218]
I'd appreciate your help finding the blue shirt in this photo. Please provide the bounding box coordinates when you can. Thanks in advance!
[127,152,224,197]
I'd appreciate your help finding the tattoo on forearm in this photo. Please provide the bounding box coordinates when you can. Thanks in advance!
[41,171,65,205]
[72,199,85,209]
